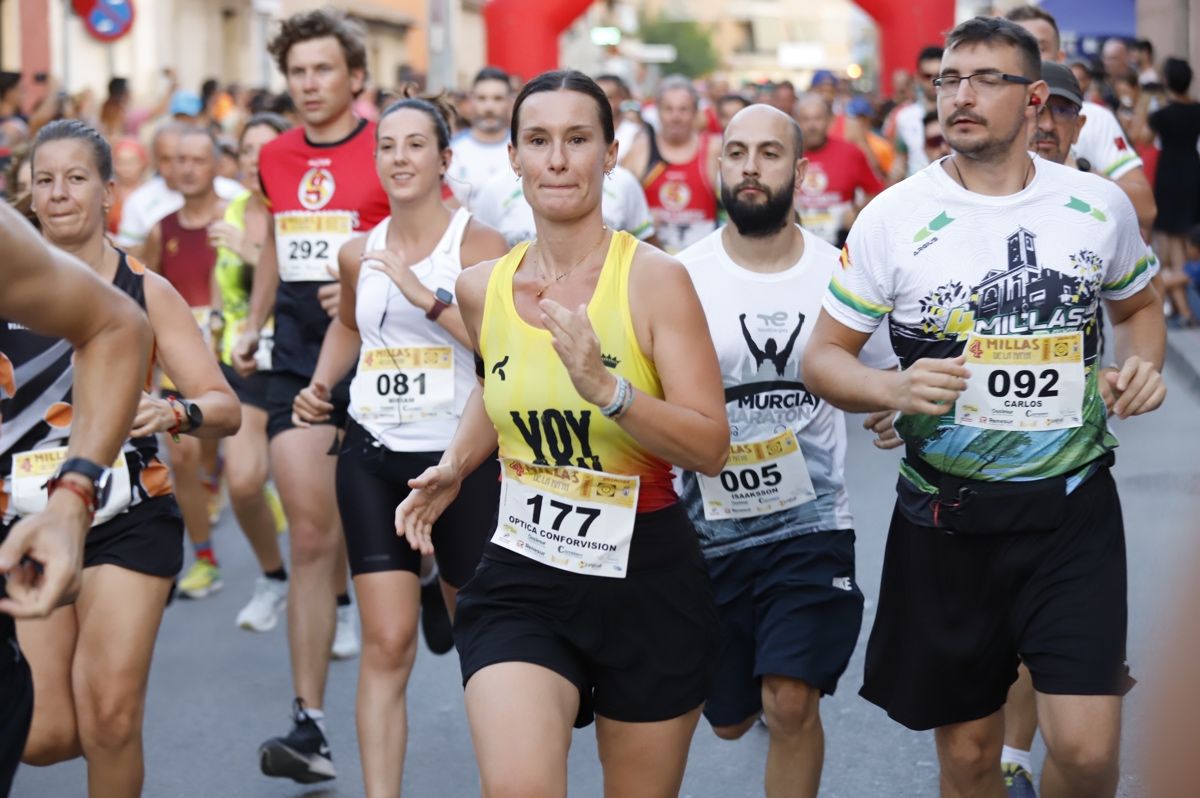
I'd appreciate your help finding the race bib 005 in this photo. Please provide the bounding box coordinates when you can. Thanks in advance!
[491,458,639,579]
[956,332,1085,431]
[275,211,355,282]
[350,346,455,424]
[698,428,816,520]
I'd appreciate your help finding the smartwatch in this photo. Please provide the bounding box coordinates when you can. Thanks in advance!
[182,399,204,432]
[426,287,454,321]
[50,457,113,511]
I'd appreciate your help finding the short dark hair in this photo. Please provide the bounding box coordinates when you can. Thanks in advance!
[594,74,631,99]
[240,112,292,145]
[945,16,1042,80]
[511,70,614,145]
[917,46,945,67]
[379,87,457,151]
[1164,57,1193,94]
[1187,222,1200,249]
[1005,5,1059,40]
[0,71,20,96]
[776,80,796,93]
[268,9,368,79]
[1135,39,1154,58]
[923,109,939,127]
[32,119,113,182]
[718,93,751,110]
[473,66,511,91]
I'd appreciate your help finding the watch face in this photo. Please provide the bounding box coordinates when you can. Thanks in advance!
[436,288,454,305]
[186,401,203,427]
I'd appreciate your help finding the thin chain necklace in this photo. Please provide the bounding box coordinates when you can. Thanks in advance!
[950,155,1033,193]
[532,226,608,299]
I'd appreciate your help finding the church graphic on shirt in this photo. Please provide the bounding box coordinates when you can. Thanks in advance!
[975,228,1076,320]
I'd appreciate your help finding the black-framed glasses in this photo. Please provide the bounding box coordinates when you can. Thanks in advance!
[932,72,1033,95]
[1037,101,1081,120]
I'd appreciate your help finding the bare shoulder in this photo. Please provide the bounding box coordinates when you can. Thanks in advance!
[338,233,368,280]
[461,217,510,267]
[456,256,501,307]
[630,241,689,286]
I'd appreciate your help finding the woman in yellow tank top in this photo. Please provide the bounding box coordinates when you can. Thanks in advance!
[395,71,730,797]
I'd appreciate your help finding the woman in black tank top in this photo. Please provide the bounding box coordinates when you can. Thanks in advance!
[12,120,240,796]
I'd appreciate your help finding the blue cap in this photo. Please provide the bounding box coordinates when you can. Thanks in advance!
[169,90,202,117]
[810,70,837,89]
[846,95,873,117]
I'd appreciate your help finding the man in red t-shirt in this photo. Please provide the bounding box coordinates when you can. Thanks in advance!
[793,94,883,247]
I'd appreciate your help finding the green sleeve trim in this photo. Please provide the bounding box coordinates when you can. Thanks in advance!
[828,276,892,319]
[1103,153,1138,178]
[1101,253,1152,293]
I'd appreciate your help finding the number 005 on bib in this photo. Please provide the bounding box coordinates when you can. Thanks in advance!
[956,332,1085,431]
[698,428,816,520]
[492,458,640,579]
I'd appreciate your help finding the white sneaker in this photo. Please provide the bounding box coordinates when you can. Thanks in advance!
[331,604,360,660]
[236,576,288,632]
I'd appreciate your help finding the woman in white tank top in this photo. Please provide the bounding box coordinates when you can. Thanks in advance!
[293,94,507,797]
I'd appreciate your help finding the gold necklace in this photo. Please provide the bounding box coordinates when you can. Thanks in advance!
[532,226,608,299]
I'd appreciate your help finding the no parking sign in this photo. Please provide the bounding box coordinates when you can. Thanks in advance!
[72,0,136,43]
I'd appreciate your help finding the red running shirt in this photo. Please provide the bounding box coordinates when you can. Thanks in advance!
[795,137,883,245]
[642,134,717,254]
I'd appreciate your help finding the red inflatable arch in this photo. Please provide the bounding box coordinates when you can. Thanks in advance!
[484,0,955,94]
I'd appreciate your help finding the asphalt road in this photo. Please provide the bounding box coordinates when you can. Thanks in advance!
[13,356,1200,797]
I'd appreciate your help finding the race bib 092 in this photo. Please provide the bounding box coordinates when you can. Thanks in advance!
[956,332,1085,431]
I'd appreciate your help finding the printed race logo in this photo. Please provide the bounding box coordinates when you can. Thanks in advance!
[298,166,336,210]
[658,181,692,211]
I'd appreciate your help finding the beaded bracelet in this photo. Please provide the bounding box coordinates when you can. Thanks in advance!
[599,376,630,418]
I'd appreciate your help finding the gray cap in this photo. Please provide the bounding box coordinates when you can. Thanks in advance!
[1042,61,1083,108]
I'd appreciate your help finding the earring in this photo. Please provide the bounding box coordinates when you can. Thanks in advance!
[605,169,613,179]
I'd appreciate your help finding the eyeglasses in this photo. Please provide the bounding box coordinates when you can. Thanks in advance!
[1037,102,1081,120]
[932,72,1033,95]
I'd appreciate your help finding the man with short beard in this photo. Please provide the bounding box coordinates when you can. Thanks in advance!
[445,67,513,210]
[806,17,1166,798]
[675,104,896,798]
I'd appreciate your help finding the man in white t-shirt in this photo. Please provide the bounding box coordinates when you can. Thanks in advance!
[115,122,244,257]
[1005,5,1157,234]
[805,18,1165,798]
[445,67,513,211]
[676,104,896,798]
[473,164,654,247]
[889,46,945,178]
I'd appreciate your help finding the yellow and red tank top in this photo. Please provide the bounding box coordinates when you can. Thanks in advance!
[479,230,676,513]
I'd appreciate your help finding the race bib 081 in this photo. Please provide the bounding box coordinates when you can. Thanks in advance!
[491,458,639,579]
[350,346,455,423]
[956,332,1085,431]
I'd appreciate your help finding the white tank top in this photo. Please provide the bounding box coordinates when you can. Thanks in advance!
[349,208,475,451]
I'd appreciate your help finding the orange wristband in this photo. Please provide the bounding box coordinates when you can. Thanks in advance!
[46,477,96,521]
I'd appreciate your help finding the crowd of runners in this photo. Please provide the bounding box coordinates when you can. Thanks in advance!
[0,5,1187,797]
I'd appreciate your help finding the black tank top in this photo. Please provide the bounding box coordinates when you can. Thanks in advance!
[0,249,172,527]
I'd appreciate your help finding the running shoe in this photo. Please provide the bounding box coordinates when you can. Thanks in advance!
[259,698,335,783]
[266,482,287,535]
[420,577,455,654]
[178,560,223,599]
[331,604,360,660]
[1002,762,1037,798]
[236,576,288,632]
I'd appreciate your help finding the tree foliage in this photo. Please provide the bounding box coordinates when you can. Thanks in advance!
[638,14,720,78]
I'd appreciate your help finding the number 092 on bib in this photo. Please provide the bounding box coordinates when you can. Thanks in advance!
[492,458,640,579]
[955,331,1085,431]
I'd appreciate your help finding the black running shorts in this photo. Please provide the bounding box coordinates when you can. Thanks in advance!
[220,363,270,410]
[454,503,720,728]
[0,616,32,798]
[264,371,349,441]
[702,530,864,727]
[860,467,1132,731]
[335,419,499,586]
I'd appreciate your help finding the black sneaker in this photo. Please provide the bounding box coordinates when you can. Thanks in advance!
[258,698,335,783]
[420,577,455,655]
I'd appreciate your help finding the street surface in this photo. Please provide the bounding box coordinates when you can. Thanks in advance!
[14,353,1200,797]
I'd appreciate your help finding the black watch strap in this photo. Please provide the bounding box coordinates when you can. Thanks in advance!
[56,457,107,486]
